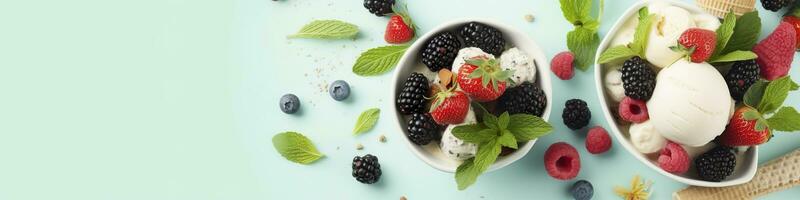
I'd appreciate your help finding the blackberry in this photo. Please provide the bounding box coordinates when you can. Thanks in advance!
[406,113,440,145]
[421,32,462,72]
[761,0,795,12]
[498,82,547,117]
[352,154,382,184]
[621,56,656,101]
[562,99,591,130]
[363,0,395,16]
[695,146,736,182]
[396,73,429,114]
[459,22,506,56]
[725,60,760,101]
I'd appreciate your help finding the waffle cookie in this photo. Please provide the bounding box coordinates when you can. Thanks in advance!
[696,0,756,18]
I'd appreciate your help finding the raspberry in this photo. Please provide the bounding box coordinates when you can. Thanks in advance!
[544,142,581,180]
[657,141,689,174]
[618,97,649,123]
[585,126,612,154]
[753,22,796,80]
[550,51,575,80]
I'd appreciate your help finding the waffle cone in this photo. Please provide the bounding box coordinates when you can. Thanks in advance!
[697,0,756,18]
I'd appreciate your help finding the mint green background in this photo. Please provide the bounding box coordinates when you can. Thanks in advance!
[0,0,798,199]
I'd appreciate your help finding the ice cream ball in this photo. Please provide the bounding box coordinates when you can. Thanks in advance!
[644,5,697,68]
[629,120,667,154]
[604,69,625,102]
[440,106,478,161]
[500,47,537,87]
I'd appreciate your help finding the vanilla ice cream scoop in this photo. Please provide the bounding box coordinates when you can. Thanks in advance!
[440,107,478,161]
[500,47,536,86]
[645,4,696,68]
[647,60,732,147]
[605,69,625,102]
[629,120,667,154]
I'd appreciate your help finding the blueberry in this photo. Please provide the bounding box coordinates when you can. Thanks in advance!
[570,180,593,200]
[328,80,350,101]
[279,94,300,114]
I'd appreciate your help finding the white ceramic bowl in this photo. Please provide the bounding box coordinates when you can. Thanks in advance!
[391,19,553,173]
[593,0,758,187]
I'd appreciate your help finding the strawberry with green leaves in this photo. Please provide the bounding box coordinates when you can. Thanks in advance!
[719,76,800,146]
[429,84,469,125]
[782,7,800,50]
[384,6,415,44]
[670,28,717,63]
[456,56,514,102]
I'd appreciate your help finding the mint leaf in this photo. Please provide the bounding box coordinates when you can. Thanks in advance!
[567,27,600,71]
[483,113,499,130]
[455,158,479,190]
[498,130,518,149]
[272,132,324,164]
[454,128,497,144]
[352,45,409,76]
[744,80,768,108]
[507,114,554,141]
[456,139,501,190]
[598,45,637,64]
[630,8,653,56]
[758,76,796,114]
[288,20,358,39]
[497,112,510,130]
[559,0,591,24]
[352,108,380,135]
[767,107,800,131]
[709,50,758,63]
[712,11,737,59]
[722,11,761,54]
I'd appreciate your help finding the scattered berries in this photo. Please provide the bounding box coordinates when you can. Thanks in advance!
[562,99,591,130]
[618,97,649,123]
[456,57,510,102]
[695,146,736,182]
[724,60,760,101]
[760,0,795,12]
[352,154,382,184]
[385,11,415,44]
[421,32,462,72]
[720,106,772,147]
[406,113,440,145]
[586,126,611,154]
[657,141,690,174]
[570,180,594,200]
[550,51,575,80]
[753,22,796,80]
[279,94,300,114]
[672,28,717,63]
[363,0,395,16]
[781,14,800,49]
[429,90,470,125]
[620,56,656,101]
[329,80,351,101]
[396,73,429,115]
[498,82,547,117]
[544,142,581,180]
[458,22,506,56]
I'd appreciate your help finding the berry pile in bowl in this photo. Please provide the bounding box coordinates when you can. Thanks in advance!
[595,0,800,187]
[391,19,554,189]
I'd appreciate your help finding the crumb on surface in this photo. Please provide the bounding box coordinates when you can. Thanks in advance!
[400,196,407,200]
[379,135,387,143]
[356,143,364,150]
[524,14,534,22]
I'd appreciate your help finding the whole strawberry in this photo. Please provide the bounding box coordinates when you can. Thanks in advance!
[429,89,469,125]
[384,7,415,44]
[670,28,716,63]
[456,57,512,102]
[719,106,772,146]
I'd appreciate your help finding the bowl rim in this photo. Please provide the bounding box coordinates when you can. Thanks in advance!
[592,0,758,187]
[390,18,553,173]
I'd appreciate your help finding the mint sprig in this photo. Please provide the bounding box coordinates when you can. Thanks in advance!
[598,7,652,64]
[559,0,604,71]
[288,20,359,39]
[273,132,325,165]
[741,76,800,134]
[709,10,761,63]
[352,108,380,135]
[452,104,553,190]
[352,45,409,76]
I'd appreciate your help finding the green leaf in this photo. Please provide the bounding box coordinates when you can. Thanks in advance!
[455,158,478,190]
[288,20,358,39]
[272,132,324,164]
[722,11,761,54]
[352,108,380,135]
[507,114,554,141]
[567,27,600,71]
[454,127,497,144]
[483,113,499,130]
[472,140,502,176]
[767,107,800,131]
[743,109,761,120]
[559,0,591,24]
[498,130,518,149]
[758,76,796,114]
[598,45,637,64]
[497,112,510,130]
[744,80,768,108]
[630,9,653,56]
[712,11,737,58]
[755,118,769,132]
[456,139,501,190]
[451,124,486,136]
[352,45,409,76]
[709,51,758,63]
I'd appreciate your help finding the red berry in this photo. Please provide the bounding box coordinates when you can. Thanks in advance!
[429,90,469,125]
[674,28,716,63]
[657,141,689,174]
[618,97,649,123]
[551,51,575,80]
[754,22,796,80]
[544,142,580,180]
[782,15,800,50]
[384,13,415,44]
[585,126,611,154]
[456,57,508,102]
[719,106,772,146]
